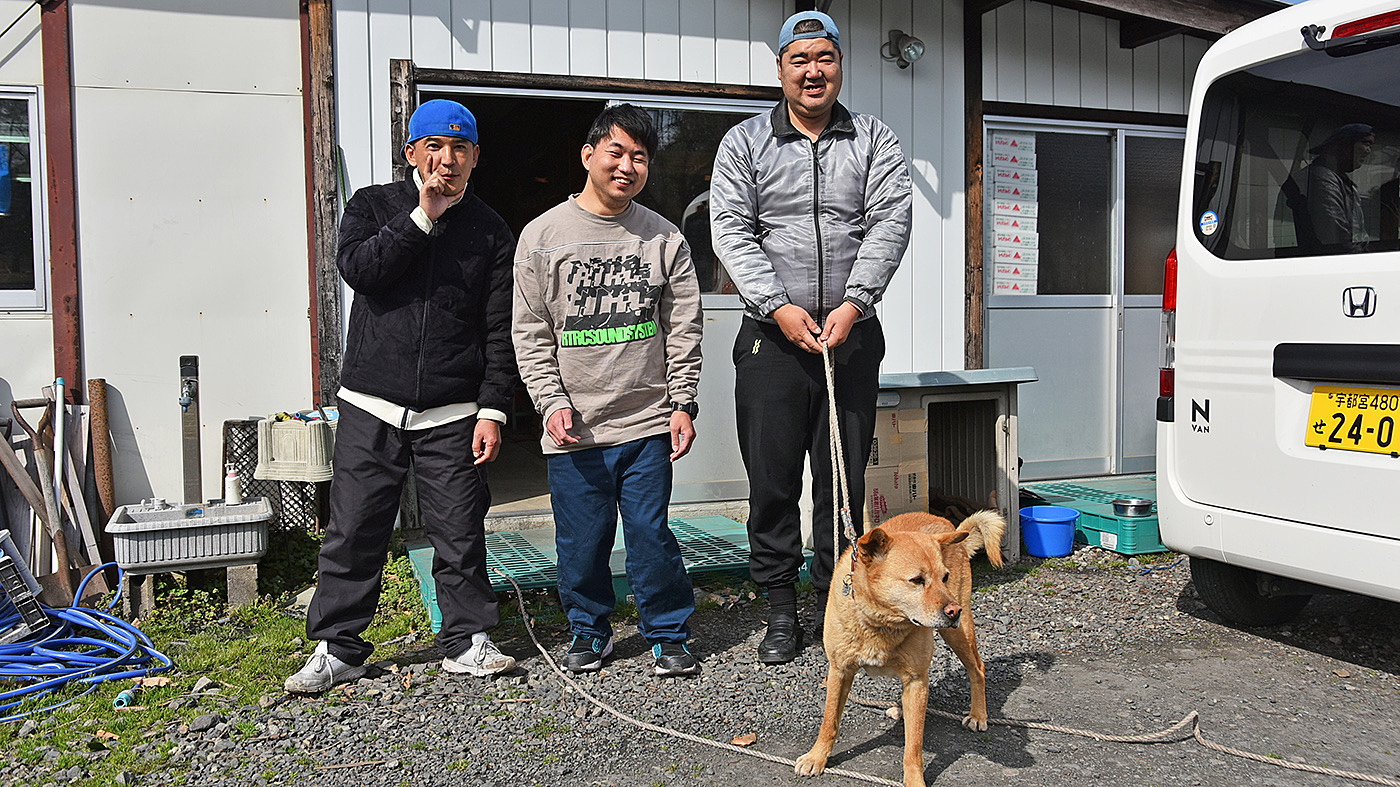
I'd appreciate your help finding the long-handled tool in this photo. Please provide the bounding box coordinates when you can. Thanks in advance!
[10,399,75,603]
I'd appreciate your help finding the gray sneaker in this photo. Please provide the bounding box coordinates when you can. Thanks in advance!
[442,635,516,676]
[283,641,366,694]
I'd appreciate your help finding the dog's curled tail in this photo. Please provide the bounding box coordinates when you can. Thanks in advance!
[959,510,1007,567]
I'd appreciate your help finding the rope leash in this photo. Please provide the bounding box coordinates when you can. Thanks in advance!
[493,568,1400,787]
[848,695,1400,786]
[479,342,1400,787]
[492,566,901,786]
[819,341,859,594]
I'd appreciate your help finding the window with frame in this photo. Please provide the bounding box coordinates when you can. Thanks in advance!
[1192,41,1400,259]
[0,91,43,310]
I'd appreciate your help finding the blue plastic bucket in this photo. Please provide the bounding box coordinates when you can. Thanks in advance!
[1020,505,1079,558]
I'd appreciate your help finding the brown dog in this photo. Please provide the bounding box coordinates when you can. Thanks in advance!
[795,510,1006,787]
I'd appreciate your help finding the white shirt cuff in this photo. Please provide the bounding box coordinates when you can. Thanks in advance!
[410,206,434,234]
[478,408,508,425]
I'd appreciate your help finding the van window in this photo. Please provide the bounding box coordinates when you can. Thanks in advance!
[1192,42,1400,259]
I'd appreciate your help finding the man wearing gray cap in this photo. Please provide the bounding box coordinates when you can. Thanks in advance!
[1298,123,1375,252]
[286,99,519,692]
[710,10,913,663]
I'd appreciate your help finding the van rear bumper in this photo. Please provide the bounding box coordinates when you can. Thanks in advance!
[1156,421,1400,604]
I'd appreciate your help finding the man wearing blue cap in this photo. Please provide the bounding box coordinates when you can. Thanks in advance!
[710,10,913,663]
[286,99,519,692]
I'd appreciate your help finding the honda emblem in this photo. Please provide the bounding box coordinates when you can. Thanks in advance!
[1342,287,1376,318]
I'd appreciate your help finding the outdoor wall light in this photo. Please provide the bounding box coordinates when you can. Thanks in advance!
[882,29,925,69]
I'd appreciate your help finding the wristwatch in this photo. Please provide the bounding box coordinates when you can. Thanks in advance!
[670,401,699,420]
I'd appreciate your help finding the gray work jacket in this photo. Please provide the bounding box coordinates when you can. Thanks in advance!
[709,100,912,323]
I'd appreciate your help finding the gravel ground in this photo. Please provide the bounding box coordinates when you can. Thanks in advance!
[10,546,1400,787]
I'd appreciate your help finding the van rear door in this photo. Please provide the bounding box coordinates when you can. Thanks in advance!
[1171,6,1400,539]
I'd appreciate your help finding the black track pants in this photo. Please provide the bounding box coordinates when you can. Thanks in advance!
[734,316,883,593]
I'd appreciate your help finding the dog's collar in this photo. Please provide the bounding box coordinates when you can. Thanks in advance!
[841,542,860,599]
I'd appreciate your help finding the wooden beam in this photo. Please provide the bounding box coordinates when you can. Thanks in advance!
[966,0,1019,16]
[965,3,985,371]
[1119,17,1185,48]
[985,100,1187,128]
[390,59,414,181]
[412,67,782,103]
[1040,0,1276,38]
[41,0,83,404]
[301,0,342,407]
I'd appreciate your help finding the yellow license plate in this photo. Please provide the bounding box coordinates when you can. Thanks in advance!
[1305,385,1400,456]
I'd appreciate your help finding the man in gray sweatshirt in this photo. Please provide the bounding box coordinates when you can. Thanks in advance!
[513,104,704,677]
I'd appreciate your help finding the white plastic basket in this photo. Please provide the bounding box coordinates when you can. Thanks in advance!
[253,409,337,482]
[108,498,271,573]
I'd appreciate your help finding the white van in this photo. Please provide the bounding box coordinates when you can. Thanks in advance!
[1157,0,1400,625]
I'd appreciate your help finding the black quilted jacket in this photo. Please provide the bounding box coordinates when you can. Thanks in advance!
[337,179,517,413]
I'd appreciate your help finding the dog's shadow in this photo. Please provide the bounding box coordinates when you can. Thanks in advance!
[821,650,1052,779]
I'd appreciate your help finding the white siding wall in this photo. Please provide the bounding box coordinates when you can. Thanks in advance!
[0,2,52,412]
[69,2,313,503]
[334,0,967,375]
[983,0,1210,114]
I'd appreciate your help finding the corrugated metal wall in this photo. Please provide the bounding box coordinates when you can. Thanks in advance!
[982,0,1209,114]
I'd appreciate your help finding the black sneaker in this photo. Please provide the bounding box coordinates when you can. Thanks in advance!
[652,642,701,677]
[562,634,612,673]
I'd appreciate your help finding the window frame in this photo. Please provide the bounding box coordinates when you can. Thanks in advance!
[0,87,47,312]
[425,83,770,310]
[983,116,1186,309]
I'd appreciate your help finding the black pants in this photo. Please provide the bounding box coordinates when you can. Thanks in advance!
[734,316,884,593]
[307,400,497,665]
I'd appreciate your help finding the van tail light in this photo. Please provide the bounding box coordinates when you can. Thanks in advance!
[1333,10,1400,38]
[1159,247,1177,399]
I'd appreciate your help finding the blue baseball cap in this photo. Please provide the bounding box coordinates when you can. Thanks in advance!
[779,10,841,55]
[407,99,478,145]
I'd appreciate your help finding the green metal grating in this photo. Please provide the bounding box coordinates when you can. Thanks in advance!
[485,530,558,590]
[1025,475,1157,506]
[407,515,768,633]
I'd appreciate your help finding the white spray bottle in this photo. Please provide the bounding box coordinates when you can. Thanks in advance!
[224,463,243,505]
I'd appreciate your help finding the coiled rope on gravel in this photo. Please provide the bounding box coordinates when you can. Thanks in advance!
[499,563,1400,787]
[479,340,1400,787]
[493,567,902,786]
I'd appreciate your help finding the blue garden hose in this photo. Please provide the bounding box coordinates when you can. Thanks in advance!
[0,563,172,722]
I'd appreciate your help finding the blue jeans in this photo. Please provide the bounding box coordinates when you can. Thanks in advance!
[548,434,693,644]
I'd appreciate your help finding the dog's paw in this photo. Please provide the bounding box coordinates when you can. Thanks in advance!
[794,751,827,777]
[961,714,988,732]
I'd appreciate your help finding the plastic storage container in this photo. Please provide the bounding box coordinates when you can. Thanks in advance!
[109,498,271,573]
[254,409,337,482]
[1020,505,1079,558]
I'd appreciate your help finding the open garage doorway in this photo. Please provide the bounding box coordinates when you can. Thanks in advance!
[417,91,605,515]
[416,86,771,516]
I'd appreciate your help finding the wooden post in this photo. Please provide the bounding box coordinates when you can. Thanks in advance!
[41,0,83,403]
[964,4,986,371]
[301,0,343,408]
[390,60,414,183]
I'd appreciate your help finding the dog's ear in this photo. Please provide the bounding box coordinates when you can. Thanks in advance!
[934,530,970,548]
[857,528,891,563]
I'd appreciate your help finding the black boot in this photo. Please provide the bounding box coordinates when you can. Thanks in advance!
[759,584,802,663]
[759,609,801,663]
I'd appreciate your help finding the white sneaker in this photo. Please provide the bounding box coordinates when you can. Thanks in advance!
[283,641,367,694]
[442,633,516,676]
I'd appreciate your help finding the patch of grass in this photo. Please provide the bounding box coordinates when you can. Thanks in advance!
[528,715,569,738]
[0,552,444,786]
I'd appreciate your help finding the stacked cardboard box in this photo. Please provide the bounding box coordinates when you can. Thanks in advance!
[864,408,929,527]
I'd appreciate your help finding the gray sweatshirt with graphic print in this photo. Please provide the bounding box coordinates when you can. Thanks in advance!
[513,197,703,454]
